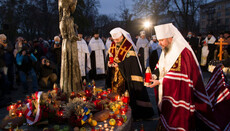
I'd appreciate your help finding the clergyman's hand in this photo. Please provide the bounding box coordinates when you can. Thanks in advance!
[146,79,160,88]
[108,61,112,67]
[112,63,118,68]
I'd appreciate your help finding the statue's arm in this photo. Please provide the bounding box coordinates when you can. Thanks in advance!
[58,0,63,22]
[70,0,77,14]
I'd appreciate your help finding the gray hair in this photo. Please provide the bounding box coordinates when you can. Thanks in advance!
[0,34,7,40]
[54,36,60,41]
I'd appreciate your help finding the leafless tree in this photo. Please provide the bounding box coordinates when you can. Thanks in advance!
[133,0,170,25]
[169,0,207,34]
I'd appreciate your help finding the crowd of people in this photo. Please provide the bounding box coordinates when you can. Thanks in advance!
[0,23,230,130]
[0,29,229,97]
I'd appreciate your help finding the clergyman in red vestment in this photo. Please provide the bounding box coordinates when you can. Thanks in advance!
[147,23,219,130]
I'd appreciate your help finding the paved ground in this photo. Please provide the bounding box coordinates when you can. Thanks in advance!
[0,71,212,131]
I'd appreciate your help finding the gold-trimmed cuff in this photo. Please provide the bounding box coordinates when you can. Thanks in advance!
[131,75,143,82]
[128,51,136,56]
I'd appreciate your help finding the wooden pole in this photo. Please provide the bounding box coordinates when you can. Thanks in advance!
[219,38,223,60]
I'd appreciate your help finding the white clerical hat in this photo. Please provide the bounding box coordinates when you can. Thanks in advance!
[140,31,145,36]
[154,23,174,40]
[110,28,122,39]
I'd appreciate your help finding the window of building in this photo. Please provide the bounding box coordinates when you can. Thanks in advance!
[217,12,221,17]
[217,19,222,24]
[201,21,206,27]
[225,2,230,9]
[226,18,229,24]
[216,4,221,10]
[226,10,230,16]
[225,26,229,31]
[202,15,206,19]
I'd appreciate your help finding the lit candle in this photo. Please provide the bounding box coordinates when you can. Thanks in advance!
[19,112,23,117]
[10,105,14,110]
[93,86,96,96]
[60,112,63,116]
[123,90,129,104]
[116,115,123,126]
[117,96,120,101]
[57,110,64,117]
[144,67,151,86]
[82,96,86,101]
[104,123,108,128]
[98,95,101,99]
[11,112,15,116]
[109,53,114,64]
[71,92,75,96]
[107,88,111,94]
[53,83,58,93]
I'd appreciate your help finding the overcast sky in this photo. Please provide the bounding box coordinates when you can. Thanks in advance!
[98,0,134,16]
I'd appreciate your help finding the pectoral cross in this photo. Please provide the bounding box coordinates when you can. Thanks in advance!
[120,46,128,55]
[110,46,116,54]
[215,38,228,60]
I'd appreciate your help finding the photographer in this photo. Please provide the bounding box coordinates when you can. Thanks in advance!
[0,34,7,73]
[0,34,9,99]
[16,46,38,93]
[39,56,57,89]
[51,36,62,82]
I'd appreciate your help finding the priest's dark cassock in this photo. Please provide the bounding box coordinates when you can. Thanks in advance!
[106,27,154,119]
[149,35,161,72]
[136,31,150,72]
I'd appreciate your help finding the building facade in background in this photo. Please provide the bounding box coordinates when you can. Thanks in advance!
[200,0,230,34]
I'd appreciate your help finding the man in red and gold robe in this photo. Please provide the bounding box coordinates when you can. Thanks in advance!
[106,27,154,120]
[147,23,230,130]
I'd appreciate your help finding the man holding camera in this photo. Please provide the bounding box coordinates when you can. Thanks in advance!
[0,34,9,100]
[16,46,38,93]
[39,56,57,89]
[0,34,8,75]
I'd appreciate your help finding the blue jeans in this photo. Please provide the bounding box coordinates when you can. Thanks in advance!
[19,69,38,91]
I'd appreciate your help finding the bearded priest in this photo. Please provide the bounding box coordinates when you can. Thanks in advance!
[106,27,154,120]
[147,23,212,130]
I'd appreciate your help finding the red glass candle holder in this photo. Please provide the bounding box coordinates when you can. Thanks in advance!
[123,96,129,104]
[107,88,111,94]
[116,115,123,126]
[102,94,107,100]
[109,56,114,64]
[109,111,114,119]
[120,106,126,114]
[145,72,151,83]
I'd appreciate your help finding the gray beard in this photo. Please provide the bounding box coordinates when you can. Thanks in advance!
[163,41,172,55]
[163,47,169,55]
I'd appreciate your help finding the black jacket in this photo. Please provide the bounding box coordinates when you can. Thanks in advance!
[39,61,56,77]
[0,45,6,68]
